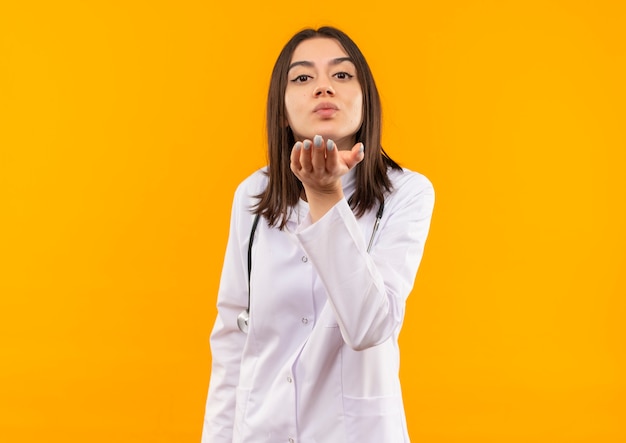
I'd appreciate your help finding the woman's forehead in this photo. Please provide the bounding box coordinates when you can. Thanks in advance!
[290,38,349,64]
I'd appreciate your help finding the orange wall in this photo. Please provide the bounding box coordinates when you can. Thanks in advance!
[1,1,624,442]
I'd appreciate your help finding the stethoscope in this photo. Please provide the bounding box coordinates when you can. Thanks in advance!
[237,198,385,333]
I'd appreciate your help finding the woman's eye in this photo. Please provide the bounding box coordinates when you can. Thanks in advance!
[334,72,354,80]
[291,74,311,83]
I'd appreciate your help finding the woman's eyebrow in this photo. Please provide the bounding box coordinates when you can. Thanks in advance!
[288,57,354,71]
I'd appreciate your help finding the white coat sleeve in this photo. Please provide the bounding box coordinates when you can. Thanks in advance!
[201,185,250,443]
[296,172,435,350]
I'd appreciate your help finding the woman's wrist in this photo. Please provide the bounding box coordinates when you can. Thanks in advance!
[303,186,344,222]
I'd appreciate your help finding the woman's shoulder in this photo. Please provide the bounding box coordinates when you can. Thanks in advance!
[229,167,270,213]
[234,167,269,199]
[388,166,434,195]
[384,167,435,216]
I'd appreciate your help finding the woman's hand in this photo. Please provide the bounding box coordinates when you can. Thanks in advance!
[290,134,364,222]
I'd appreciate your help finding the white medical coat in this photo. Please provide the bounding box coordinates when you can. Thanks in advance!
[202,166,435,443]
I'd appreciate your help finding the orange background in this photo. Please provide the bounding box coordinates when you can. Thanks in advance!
[1,1,625,442]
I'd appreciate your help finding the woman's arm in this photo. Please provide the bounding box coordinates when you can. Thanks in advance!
[201,184,250,443]
[296,170,435,351]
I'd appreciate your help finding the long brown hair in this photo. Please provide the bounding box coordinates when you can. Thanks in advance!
[255,26,401,229]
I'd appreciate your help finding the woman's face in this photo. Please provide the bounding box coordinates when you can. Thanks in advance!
[284,37,363,150]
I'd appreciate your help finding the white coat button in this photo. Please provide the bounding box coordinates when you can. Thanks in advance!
[287,376,293,383]
[289,438,295,443]
[301,317,309,325]
[301,256,308,263]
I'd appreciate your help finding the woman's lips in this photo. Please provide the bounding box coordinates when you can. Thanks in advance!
[313,103,339,117]
[315,108,338,117]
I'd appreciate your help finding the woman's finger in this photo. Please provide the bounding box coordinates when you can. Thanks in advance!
[324,138,339,173]
[299,139,313,172]
[338,142,365,170]
[311,134,326,172]
[290,141,303,173]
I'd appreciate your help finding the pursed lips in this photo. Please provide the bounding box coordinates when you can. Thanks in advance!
[313,102,339,116]
[313,102,338,111]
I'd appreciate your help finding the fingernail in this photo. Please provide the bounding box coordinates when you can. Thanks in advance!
[294,141,303,150]
[313,135,323,147]
[327,139,334,151]
[359,143,364,153]
[303,140,312,150]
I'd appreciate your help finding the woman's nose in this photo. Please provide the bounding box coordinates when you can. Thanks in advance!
[314,83,335,96]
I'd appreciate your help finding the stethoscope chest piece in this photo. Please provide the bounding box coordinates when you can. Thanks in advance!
[237,309,250,333]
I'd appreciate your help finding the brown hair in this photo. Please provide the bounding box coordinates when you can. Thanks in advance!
[255,26,401,229]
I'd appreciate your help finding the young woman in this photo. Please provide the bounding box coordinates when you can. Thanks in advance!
[202,26,435,443]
